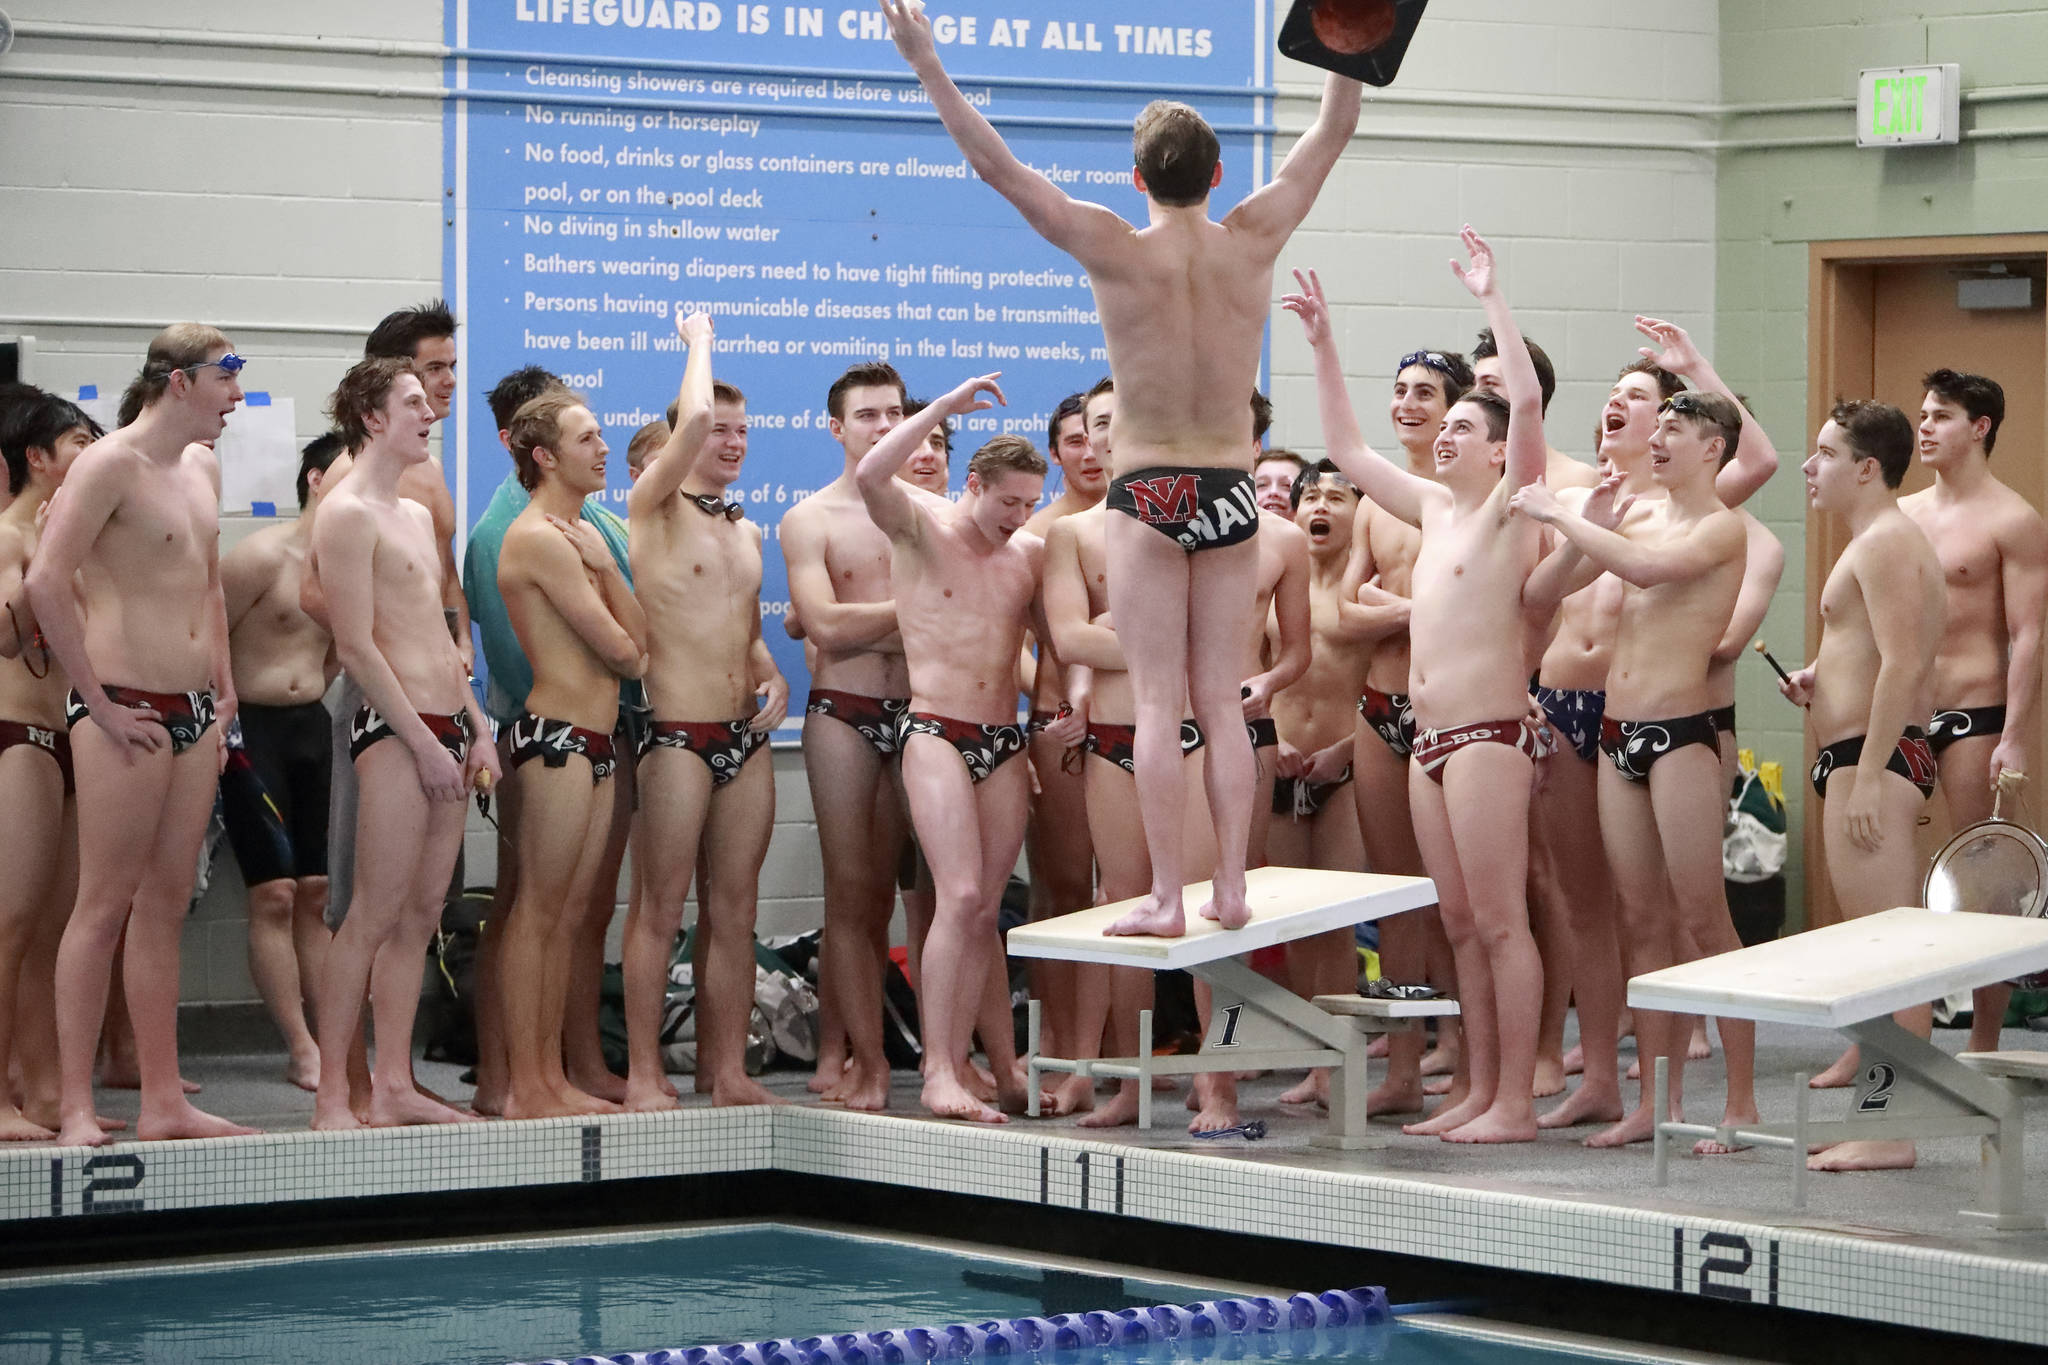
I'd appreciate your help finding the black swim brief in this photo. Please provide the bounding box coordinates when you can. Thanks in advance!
[1599,711,1721,785]
[1106,466,1261,552]
[1413,716,1555,786]
[640,717,769,787]
[1532,685,1605,764]
[1809,726,1937,801]
[66,684,218,756]
[1358,685,1417,759]
[1926,704,2006,755]
[804,688,910,757]
[1247,716,1279,750]
[1273,765,1354,819]
[1705,704,1736,739]
[221,700,331,885]
[1083,718,1205,776]
[897,711,1029,784]
[508,711,618,783]
[348,702,470,766]
[0,716,72,795]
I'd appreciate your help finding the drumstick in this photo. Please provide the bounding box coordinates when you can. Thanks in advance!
[1752,639,1793,686]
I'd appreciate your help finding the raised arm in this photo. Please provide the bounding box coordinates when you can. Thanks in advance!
[857,371,1003,540]
[881,0,1129,259]
[629,309,716,517]
[1229,73,1362,240]
[1712,513,1786,663]
[1452,226,1546,492]
[1633,316,1779,507]
[528,516,649,679]
[779,508,898,654]
[1282,269,1433,526]
[1993,508,2048,782]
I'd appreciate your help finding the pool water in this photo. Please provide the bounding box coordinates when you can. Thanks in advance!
[0,1224,1676,1365]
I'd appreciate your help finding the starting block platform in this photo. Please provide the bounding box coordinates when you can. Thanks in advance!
[1629,905,2048,1229]
[1006,867,1439,1147]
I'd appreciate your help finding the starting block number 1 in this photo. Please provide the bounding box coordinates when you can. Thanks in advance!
[1673,1229,1779,1304]
[1039,1147,1125,1214]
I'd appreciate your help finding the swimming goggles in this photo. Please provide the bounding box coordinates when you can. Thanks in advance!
[1396,350,1458,380]
[185,353,247,378]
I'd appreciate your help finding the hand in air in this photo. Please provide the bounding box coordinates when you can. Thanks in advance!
[464,737,504,795]
[1280,268,1331,347]
[879,0,935,64]
[751,671,790,732]
[1448,224,1497,299]
[91,698,167,761]
[1634,316,1704,376]
[1509,481,1561,525]
[1777,665,1815,709]
[410,736,470,804]
[676,309,714,347]
[946,372,1006,417]
[546,514,614,573]
[1042,702,1086,750]
[1582,472,1636,530]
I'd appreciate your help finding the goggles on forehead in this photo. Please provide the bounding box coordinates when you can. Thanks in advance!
[185,353,247,378]
[1396,350,1456,380]
[1659,392,1708,417]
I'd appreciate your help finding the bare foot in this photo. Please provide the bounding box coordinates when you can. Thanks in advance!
[558,1085,623,1116]
[922,1073,1005,1124]
[1585,1106,1661,1148]
[711,1074,789,1107]
[1532,1057,1565,1099]
[1688,1023,1712,1060]
[807,1057,844,1095]
[1561,1043,1584,1076]
[0,1109,55,1142]
[1050,1073,1096,1117]
[1419,1045,1458,1077]
[286,1052,321,1093]
[838,1063,890,1112]
[1809,1046,1860,1090]
[1366,1035,1389,1059]
[1076,1086,1142,1129]
[1539,1084,1624,1130]
[468,1083,506,1118]
[1443,1108,1538,1144]
[624,1080,681,1113]
[310,1101,363,1132]
[25,1101,125,1133]
[964,1060,998,1103]
[100,1070,202,1094]
[1278,1072,1328,1107]
[1422,1074,1454,1096]
[137,1102,258,1141]
[1188,1094,1241,1135]
[995,1079,1048,1117]
[661,1075,680,1099]
[1104,894,1185,938]
[1808,1138,1915,1171]
[366,1087,477,1127]
[1195,881,1250,930]
[1365,1076,1424,1116]
[1402,1092,1488,1137]
[500,1087,583,1121]
[568,1067,628,1104]
[58,1114,114,1146]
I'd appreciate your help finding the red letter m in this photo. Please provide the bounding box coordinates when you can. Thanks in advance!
[1126,473,1198,524]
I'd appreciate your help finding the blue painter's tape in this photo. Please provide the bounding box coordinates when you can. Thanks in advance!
[78,385,97,400]
[245,392,271,406]
[251,501,278,518]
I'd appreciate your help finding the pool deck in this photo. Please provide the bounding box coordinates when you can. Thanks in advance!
[7,1020,2048,1349]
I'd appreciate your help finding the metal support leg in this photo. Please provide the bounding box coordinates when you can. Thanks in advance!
[1136,1008,1154,1131]
[1026,999,1043,1119]
[1652,1055,1671,1187]
[1792,1072,1809,1211]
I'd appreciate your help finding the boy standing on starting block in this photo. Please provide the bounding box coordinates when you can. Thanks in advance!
[1286,229,1551,1144]
[883,0,1360,936]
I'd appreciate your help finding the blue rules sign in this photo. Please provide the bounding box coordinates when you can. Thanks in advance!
[444,1,1268,724]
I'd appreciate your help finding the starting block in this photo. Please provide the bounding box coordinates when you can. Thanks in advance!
[1007,866,1437,1148]
[1629,906,2048,1229]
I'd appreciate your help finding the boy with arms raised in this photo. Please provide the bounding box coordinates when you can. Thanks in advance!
[310,358,499,1130]
[1781,402,1945,1172]
[1512,392,1758,1151]
[0,391,96,1139]
[1287,230,1550,1143]
[622,311,788,1112]
[1899,369,2048,1059]
[495,389,650,1119]
[29,325,252,1147]
[885,0,1360,935]
[855,373,1051,1124]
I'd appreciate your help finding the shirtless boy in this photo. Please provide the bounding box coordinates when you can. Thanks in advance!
[496,390,649,1119]
[1288,231,1551,1144]
[1783,400,1945,1172]
[622,312,788,1111]
[1900,369,2048,1055]
[219,432,344,1090]
[855,373,1049,1123]
[1255,449,1310,519]
[0,390,95,1140]
[309,358,498,1130]
[29,325,254,1147]
[1513,391,1758,1151]
[783,360,912,1110]
[886,0,1360,934]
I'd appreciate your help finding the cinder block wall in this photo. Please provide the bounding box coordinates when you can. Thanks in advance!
[6,2,1725,1011]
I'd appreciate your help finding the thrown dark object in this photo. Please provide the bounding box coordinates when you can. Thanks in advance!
[1278,0,1429,86]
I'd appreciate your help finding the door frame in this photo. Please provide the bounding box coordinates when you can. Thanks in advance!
[1803,232,2048,927]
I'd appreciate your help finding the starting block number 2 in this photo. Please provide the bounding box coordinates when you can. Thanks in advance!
[1673,1229,1780,1304]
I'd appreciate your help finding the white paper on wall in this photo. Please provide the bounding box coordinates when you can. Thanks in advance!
[213,394,300,515]
[73,386,120,434]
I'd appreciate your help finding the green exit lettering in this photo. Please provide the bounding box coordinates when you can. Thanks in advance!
[1873,74,1929,137]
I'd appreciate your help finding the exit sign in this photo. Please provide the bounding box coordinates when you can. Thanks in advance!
[1858,64,1960,146]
